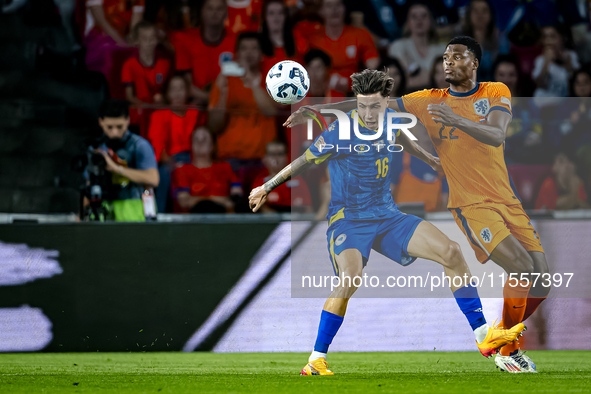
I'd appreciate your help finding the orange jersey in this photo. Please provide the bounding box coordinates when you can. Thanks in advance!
[121,55,171,102]
[173,28,236,91]
[225,0,263,34]
[308,25,378,81]
[397,82,516,209]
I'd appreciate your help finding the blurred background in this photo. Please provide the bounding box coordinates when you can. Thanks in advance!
[0,0,590,354]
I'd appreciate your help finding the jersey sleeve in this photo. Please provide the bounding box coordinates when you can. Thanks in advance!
[489,83,513,116]
[121,59,134,86]
[396,90,432,123]
[304,120,345,164]
[135,138,158,170]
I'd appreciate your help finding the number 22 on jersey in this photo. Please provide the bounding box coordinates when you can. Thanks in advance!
[439,124,458,139]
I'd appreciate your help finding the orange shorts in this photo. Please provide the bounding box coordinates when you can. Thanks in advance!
[450,202,544,263]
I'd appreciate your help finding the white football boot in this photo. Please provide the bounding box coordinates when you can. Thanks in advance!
[495,350,537,373]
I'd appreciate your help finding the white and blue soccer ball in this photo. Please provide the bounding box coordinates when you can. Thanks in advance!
[265,60,310,105]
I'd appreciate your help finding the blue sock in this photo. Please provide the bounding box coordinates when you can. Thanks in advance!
[313,310,344,353]
[453,284,487,330]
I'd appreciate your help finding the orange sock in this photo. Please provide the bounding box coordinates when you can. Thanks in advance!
[499,279,531,356]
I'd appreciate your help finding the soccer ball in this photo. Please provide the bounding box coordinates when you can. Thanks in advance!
[265,60,310,105]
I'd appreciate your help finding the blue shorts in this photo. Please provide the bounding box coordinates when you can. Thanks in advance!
[327,211,423,276]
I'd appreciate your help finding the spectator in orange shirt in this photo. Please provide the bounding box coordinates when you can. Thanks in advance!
[535,152,589,210]
[173,0,236,105]
[148,75,207,212]
[308,0,380,96]
[172,127,243,213]
[251,141,312,213]
[226,0,263,34]
[208,32,277,169]
[85,0,144,78]
[122,21,170,130]
[260,0,308,74]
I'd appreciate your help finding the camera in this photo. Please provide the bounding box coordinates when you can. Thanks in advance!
[72,136,110,221]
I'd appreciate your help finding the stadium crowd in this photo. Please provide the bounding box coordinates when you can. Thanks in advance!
[80,0,591,216]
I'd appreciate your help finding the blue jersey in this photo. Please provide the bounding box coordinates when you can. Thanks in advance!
[305,108,402,222]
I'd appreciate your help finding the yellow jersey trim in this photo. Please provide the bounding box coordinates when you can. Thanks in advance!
[329,230,339,276]
[305,149,332,165]
[328,207,345,227]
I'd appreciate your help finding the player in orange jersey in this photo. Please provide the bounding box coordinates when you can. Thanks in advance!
[285,36,551,373]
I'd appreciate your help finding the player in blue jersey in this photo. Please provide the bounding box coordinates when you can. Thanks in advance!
[249,69,525,375]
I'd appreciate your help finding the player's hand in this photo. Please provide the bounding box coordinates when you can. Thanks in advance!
[283,106,312,128]
[249,186,268,212]
[429,156,444,173]
[428,102,458,126]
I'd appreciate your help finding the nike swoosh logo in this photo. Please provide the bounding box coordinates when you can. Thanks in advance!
[513,305,525,309]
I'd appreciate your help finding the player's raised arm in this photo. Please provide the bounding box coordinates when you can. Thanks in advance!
[249,153,313,212]
[282,97,405,128]
[282,100,355,128]
[427,102,511,147]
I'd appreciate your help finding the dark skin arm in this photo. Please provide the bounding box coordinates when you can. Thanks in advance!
[249,153,313,212]
[427,102,511,147]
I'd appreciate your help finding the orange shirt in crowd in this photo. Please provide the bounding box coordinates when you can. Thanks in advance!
[172,162,240,212]
[293,20,322,42]
[261,34,309,75]
[173,28,236,91]
[252,170,312,209]
[147,109,207,161]
[308,25,378,85]
[121,55,171,102]
[534,177,588,210]
[226,0,263,34]
[209,76,277,160]
[85,0,145,37]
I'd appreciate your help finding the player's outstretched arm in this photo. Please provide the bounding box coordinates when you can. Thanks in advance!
[397,130,443,173]
[283,100,356,128]
[249,153,313,212]
[428,103,511,147]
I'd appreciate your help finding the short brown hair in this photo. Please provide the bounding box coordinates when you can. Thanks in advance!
[351,69,394,98]
[132,20,155,40]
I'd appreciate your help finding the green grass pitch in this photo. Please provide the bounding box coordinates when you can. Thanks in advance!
[0,351,590,393]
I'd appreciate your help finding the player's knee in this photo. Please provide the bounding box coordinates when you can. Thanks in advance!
[440,241,463,267]
[511,250,534,276]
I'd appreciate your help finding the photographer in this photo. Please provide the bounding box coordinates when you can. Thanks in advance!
[86,99,159,222]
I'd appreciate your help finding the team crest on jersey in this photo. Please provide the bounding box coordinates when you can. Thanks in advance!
[335,234,347,246]
[329,123,336,132]
[346,45,357,58]
[480,227,492,243]
[473,98,490,116]
[314,136,326,152]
